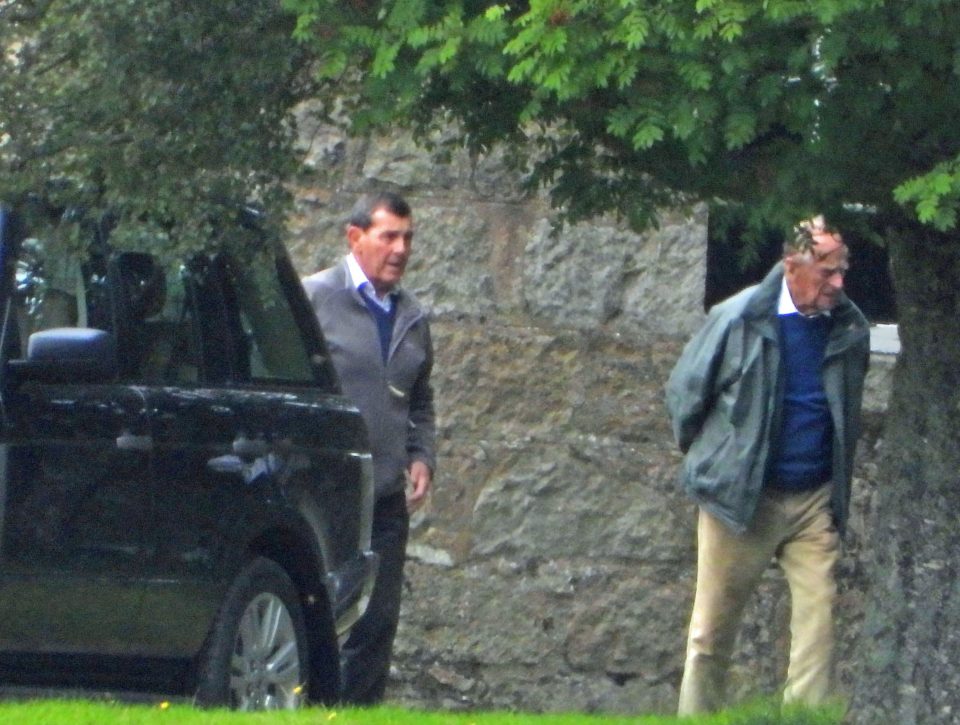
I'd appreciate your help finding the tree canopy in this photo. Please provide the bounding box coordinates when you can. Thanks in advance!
[284,0,960,238]
[0,0,312,250]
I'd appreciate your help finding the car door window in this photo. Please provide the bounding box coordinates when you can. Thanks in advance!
[111,252,200,385]
[12,230,110,348]
[227,251,314,384]
[11,233,202,387]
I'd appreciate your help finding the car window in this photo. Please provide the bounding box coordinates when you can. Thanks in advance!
[12,228,110,354]
[111,252,201,385]
[227,249,314,384]
[11,228,202,385]
[9,217,314,387]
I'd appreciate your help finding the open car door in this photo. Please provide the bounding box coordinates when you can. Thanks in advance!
[0,206,151,656]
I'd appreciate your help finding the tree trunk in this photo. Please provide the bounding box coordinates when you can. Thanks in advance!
[851,221,960,723]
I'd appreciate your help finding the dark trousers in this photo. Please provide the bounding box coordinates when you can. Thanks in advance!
[340,490,409,705]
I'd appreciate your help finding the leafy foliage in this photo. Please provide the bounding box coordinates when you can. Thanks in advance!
[0,0,314,252]
[283,0,960,237]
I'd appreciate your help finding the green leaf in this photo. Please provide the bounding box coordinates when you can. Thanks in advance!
[485,4,508,21]
[606,105,641,138]
[632,120,665,149]
[371,41,401,78]
[678,61,713,90]
[724,110,757,148]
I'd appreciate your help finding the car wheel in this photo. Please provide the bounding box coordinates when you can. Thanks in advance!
[194,557,309,710]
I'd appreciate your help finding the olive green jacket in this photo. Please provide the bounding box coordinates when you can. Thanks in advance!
[665,263,870,535]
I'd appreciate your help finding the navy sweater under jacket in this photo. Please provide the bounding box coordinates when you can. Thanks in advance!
[772,312,834,489]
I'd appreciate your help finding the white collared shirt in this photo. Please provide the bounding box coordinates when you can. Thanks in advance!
[346,253,395,312]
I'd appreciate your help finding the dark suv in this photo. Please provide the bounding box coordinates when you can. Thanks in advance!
[0,205,377,709]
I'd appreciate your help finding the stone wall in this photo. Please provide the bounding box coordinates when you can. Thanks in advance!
[286,117,892,715]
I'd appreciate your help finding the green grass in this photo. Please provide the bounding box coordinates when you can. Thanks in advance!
[0,699,844,724]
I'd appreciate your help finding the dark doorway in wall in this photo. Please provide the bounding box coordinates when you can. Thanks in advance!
[705,209,897,322]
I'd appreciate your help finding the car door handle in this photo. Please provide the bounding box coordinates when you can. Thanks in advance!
[116,431,154,452]
[233,435,268,459]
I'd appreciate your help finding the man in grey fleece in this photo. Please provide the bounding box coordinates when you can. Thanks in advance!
[302,191,436,705]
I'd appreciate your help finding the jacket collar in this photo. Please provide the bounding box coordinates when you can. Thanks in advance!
[741,263,785,341]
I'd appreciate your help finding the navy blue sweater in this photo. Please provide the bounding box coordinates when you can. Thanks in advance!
[772,313,834,489]
[361,291,397,364]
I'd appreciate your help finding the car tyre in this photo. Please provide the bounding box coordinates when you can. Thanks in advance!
[194,557,309,710]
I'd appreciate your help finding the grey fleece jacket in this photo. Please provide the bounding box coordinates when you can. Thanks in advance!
[302,258,436,499]
[665,263,870,535]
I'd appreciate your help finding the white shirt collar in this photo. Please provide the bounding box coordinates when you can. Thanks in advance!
[778,277,800,315]
[346,253,395,311]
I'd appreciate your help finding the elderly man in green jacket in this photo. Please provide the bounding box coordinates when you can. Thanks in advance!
[666,217,870,715]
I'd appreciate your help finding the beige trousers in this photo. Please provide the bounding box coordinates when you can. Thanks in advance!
[677,485,840,715]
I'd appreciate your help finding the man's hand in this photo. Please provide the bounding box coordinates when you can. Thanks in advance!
[406,460,432,513]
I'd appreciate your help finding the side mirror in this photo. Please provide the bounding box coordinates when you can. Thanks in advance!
[6,328,118,384]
